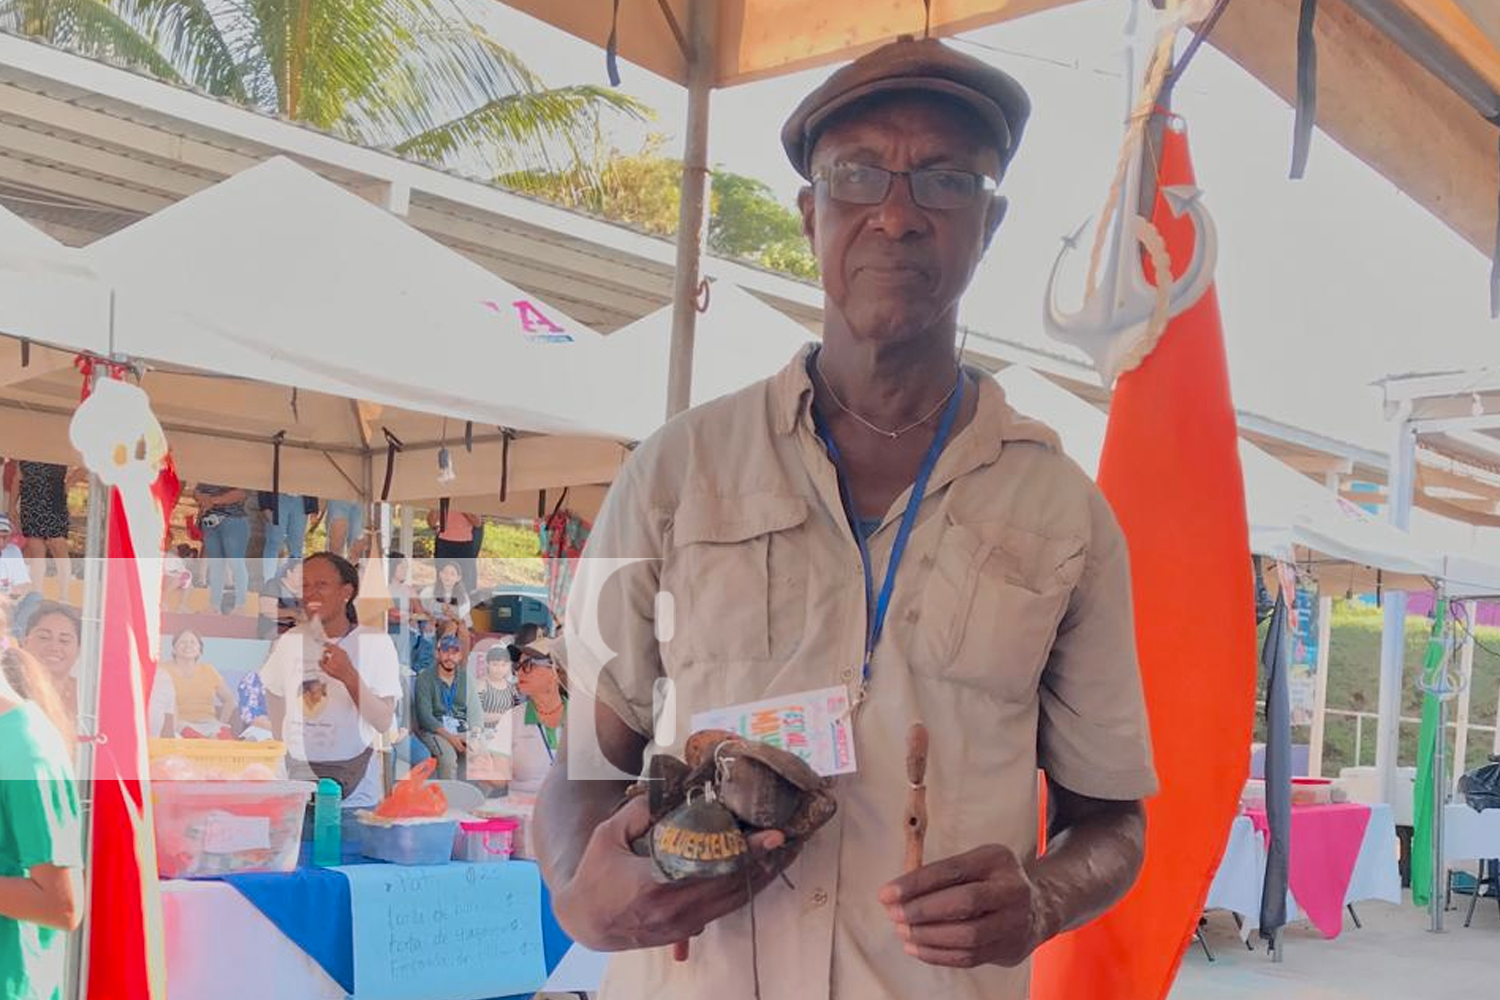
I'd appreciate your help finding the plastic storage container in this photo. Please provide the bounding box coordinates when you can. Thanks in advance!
[452,817,518,863]
[149,738,287,781]
[153,780,315,878]
[358,816,459,865]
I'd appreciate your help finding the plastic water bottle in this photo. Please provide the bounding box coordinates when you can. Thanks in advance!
[312,778,343,867]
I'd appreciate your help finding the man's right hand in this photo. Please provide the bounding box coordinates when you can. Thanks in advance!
[553,794,796,952]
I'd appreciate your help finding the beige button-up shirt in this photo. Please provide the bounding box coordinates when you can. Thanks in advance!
[565,346,1157,1000]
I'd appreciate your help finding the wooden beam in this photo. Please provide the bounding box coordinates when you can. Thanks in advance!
[1281,453,1356,477]
[0,84,255,177]
[1209,0,1500,257]
[0,155,173,214]
[0,120,211,199]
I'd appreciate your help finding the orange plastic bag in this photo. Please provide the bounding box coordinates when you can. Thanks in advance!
[374,758,449,819]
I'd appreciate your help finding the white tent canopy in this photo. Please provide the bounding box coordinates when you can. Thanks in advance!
[54,157,634,500]
[596,281,813,442]
[0,204,110,366]
[992,365,1485,592]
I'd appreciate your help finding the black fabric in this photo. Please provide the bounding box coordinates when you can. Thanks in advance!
[1460,756,1500,812]
[606,0,623,86]
[1291,0,1318,179]
[1259,594,1292,946]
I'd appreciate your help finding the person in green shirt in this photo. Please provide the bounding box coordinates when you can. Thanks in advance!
[0,639,83,1000]
[413,632,478,780]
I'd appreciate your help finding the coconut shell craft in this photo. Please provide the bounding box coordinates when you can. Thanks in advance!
[630,729,837,883]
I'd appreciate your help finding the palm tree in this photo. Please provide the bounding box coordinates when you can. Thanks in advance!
[0,0,648,182]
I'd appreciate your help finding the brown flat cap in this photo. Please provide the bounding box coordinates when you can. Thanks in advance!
[782,36,1031,180]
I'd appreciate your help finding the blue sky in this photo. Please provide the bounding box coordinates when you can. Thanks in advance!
[469,0,1499,454]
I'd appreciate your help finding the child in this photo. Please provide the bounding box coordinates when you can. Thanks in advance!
[161,543,196,613]
[0,628,83,1000]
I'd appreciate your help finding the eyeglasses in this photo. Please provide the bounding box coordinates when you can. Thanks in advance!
[814,163,998,210]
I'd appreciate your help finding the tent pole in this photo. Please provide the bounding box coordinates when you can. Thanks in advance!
[1374,402,1415,806]
[665,0,718,420]
[1310,592,1333,777]
[1451,600,1477,794]
[65,376,109,1000]
[400,504,415,559]
[1308,471,1339,778]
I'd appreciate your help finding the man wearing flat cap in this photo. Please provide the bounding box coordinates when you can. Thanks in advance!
[537,36,1156,999]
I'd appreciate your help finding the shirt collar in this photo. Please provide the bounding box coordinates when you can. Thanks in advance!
[770,344,1062,464]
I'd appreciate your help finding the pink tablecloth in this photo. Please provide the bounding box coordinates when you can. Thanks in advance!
[1246,803,1372,939]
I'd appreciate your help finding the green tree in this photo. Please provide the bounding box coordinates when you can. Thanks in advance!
[0,0,649,181]
[507,135,819,280]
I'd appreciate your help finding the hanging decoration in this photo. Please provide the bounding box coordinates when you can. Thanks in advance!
[1042,0,1219,386]
[1032,51,1256,1000]
[536,506,591,629]
[68,375,177,1000]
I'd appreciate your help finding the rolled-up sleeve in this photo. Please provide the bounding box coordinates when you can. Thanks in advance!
[562,459,667,740]
[1037,489,1158,801]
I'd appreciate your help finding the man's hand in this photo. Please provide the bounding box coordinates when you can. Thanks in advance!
[554,795,797,953]
[444,732,468,753]
[879,845,1052,969]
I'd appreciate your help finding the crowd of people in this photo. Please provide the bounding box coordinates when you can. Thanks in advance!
[0,462,559,998]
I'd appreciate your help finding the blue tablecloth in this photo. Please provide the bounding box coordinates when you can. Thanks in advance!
[214,847,574,1000]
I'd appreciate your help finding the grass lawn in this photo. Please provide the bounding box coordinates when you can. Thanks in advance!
[1260,600,1500,775]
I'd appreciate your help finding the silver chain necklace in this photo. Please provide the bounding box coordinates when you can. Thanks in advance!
[815,355,963,440]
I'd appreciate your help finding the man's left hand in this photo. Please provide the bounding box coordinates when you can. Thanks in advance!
[879,844,1051,969]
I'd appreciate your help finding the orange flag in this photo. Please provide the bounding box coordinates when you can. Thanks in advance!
[1031,120,1257,998]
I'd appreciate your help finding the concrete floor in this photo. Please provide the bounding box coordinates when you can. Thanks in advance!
[1172,892,1499,999]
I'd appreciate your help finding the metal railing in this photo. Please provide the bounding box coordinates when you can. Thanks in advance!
[1319,707,1498,769]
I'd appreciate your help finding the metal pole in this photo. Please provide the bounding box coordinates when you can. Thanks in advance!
[65,396,110,1000]
[399,504,415,559]
[665,0,718,420]
[1375,404,1416,805]
[1452,601,1476,794]
[1307,472,1341,778]
[1431,685,1446,933]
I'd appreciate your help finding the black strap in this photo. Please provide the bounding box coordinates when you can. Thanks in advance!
[464,421,474,453]
[270,431,286,525]
[380,427,403,502]
[550,488,570,519]
[19,338,29,368]
[537,490,547,520]
[439,497,451,535]
[1291,0,1318,179]
[499,428,514,503]
[1490,119,1500,318]
[1166,0,1235,92]
[606,0,623,85]
[922,0,932,38]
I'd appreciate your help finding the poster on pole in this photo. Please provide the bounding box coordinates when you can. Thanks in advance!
[1288,582,1320,727]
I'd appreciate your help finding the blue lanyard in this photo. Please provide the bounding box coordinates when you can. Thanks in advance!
[535,723,556,762]
[440,675,459,716]
[814,373,965,697]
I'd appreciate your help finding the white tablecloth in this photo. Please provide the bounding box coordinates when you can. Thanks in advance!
[1204,803,1402,932]
[1445,804,1500,864]
[160,879,606,1000]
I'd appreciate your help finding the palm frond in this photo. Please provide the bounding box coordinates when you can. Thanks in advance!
[117,0,246,99]
[391,85,645,175]
[0,0,185,82]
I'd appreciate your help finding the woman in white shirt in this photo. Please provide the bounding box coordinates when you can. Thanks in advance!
[259,552,400,809]
[420,560,472,625]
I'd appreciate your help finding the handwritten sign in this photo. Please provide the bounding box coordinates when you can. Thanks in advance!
[338,861,546,1000]
[202,813,270,854]
[691,685,858,776]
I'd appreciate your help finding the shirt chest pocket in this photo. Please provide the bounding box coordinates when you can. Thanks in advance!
[665,493,810,665]
[907,520,1085,701]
